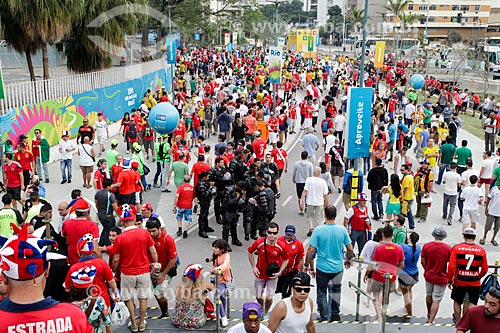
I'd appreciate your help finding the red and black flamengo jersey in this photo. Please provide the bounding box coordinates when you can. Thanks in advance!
[447,243,488,287]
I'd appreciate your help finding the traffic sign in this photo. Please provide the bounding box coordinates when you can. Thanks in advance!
[308,36,314,51]
[194,33,200,41]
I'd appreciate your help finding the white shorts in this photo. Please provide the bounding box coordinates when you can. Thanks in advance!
[255,277,278,299]
[303,118,312,128]
[269,131,279,144]
[96,135,106,144]
[463,209,479,225]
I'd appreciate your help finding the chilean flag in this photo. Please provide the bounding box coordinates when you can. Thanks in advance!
[306,84,320,99]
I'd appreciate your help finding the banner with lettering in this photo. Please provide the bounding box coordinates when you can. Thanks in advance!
[268,47,282,84]
[345,87,373,159]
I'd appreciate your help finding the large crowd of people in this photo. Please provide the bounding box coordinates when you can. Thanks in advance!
[0,43,500,333]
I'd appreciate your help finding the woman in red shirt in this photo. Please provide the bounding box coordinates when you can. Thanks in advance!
[93,159,110,190]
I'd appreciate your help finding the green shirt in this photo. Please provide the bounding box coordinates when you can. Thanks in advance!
[439,143,456,164]
[0,208,23,237]
[494,167,500,186]
[132,152,146,175]
[393,226,407,245]
[106,149,119,171]
[190,80,197,93]
[155,142,171,162]
[171,161,189,187]
[423,108,432,124]
[455,147,472,166]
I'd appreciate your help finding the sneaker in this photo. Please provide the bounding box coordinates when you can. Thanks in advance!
[160,312,169,319]
[152,158,156,162]
[61,179,67,184]
[299,211,305,216]
[458,217,463,223]
[329,314,341,322]
[45,179,49,183]
[193,204,198,214]
[447,219,452,225]
[183,231,188,239]
[153,183,160,188]
[68,180,72,183]
[177,230,182,237]
[221,317,229,327]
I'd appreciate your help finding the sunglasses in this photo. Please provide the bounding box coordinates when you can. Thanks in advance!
[267,231,278,235]
[293,286,311,293]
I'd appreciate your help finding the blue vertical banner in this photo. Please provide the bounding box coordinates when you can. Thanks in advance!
[166,38,176,64]
[345,87,373,159]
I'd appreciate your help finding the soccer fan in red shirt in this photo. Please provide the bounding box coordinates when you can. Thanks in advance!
[173,139,191,163]
[421,226,452,324]
[146,217,178,318]
[124,118,139,152]
[14,143,34,188]
[456,287,500,333]
[369,225,405,323]
[247,222,289,317]
[0,223,93,333]
[447,228,488,322]
[174,175,196,239]
[191,155,211,187]
[61,199,100,265]
[3,152,24,209]
[77,117,95,144]
[252,132,267,160]
[112,158,139,206]
[173,119,187,140]
[112,204,158,332]
[276,225,304,297]
[64,234,119,306]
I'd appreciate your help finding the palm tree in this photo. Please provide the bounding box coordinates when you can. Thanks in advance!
[349,7,365,37]
[385,0,414,59]
[59,0,143,73]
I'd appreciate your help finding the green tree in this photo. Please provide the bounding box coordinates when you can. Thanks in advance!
[59,0,145,73]
[327,5,343,23]
[0,0,77,80]
[349,7,365,36]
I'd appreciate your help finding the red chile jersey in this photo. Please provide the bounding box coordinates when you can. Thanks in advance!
[247,237,288,280]
[447,243,488,287]
[0,297,93,333]
[281,236,305,273]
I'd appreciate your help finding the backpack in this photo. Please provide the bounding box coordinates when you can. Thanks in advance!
[127,125,137,139]
[321,119,330,133]
[480,273,500,300]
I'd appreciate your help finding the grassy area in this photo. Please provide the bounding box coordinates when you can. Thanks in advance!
[460,114,486,139]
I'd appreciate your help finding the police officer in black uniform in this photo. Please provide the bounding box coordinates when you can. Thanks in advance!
[210,157,226,225]
[221,176,245,247]
[196,171,215,238]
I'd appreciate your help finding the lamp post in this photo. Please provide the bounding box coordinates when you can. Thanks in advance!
[358,0,370,87]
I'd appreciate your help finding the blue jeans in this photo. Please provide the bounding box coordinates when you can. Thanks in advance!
[60,159,72,181]
[35,156,49,180]
[404,199,415,230]
[371,190,384,220]
[350,229,367,255]
[316,269,343,321]
[436,164,450,185]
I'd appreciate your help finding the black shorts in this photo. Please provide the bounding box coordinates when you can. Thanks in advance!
[7,186,21,201]
[276,269,298,297]
[118,193,136,206]
[451,285,480,305]
[296,183,305,199]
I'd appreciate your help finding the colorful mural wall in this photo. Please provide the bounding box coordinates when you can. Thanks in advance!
[0,68,168,146]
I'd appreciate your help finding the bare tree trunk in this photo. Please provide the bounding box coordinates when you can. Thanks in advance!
[42,44,50,80]
[26,52,36,81]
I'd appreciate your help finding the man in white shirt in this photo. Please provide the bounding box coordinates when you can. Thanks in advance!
[93,113,109,156]
[404,100,415,127]
[482,182,500,247]
[323,129,336,166]
[459,174,483,231]
[484,111,497,153]
[479,151,495,198]
[57,130,76,184]
[442,163,462,225]
[334,110,346,144]
[227,302,271,333]
[300,167,329,237]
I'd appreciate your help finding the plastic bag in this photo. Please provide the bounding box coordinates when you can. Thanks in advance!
[111,301,130,327]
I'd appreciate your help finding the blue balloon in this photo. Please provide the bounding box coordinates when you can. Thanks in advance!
[409,74,425,90]
[148,102,179,134]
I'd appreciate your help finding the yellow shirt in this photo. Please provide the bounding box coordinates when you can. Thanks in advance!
[415,127,422,142]
[423,145,439,167]
[401,174,415,201]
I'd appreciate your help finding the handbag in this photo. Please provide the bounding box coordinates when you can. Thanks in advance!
[420,195,433,204]
[264,238,280,277]
[143,164,150,175]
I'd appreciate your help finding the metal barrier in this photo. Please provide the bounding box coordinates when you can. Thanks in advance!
[0,58,165,115]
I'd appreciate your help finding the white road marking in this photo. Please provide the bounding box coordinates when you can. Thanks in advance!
[282,195,293,206]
